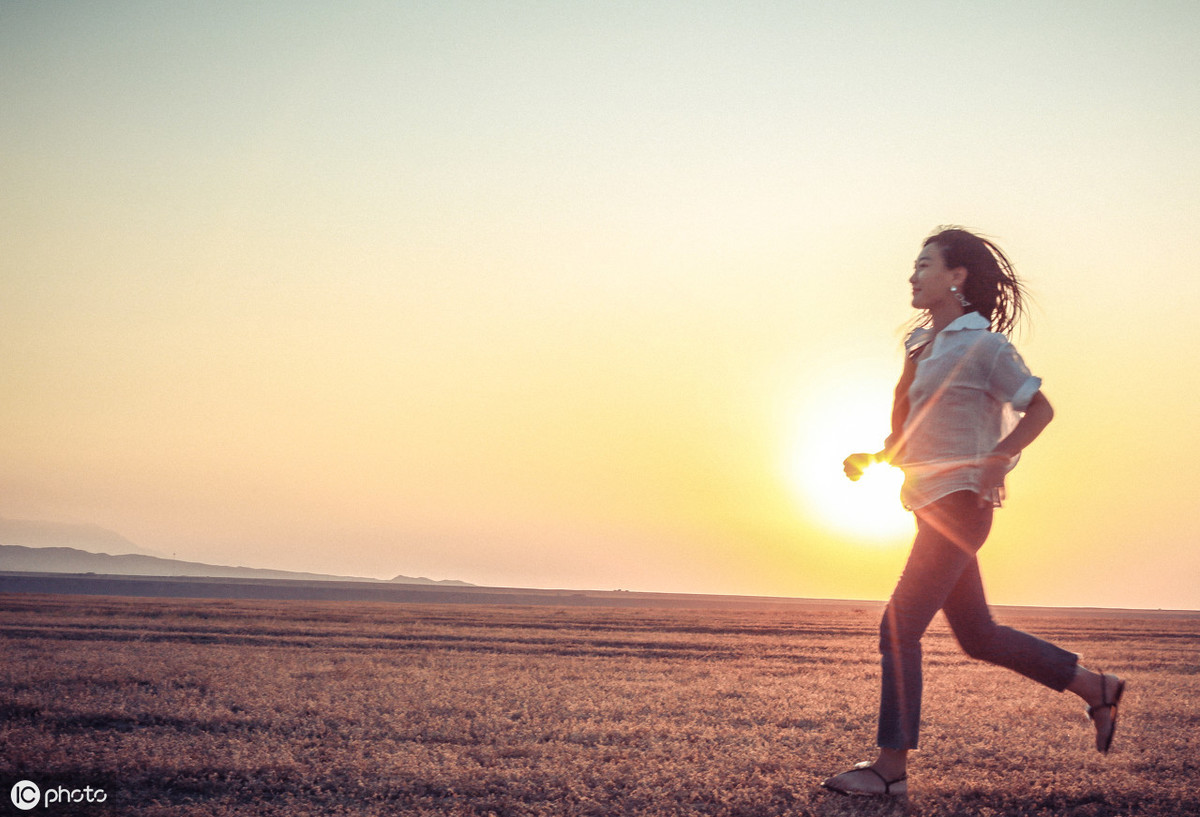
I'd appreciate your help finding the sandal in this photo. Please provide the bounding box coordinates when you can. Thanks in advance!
[821,761,908,797]
[1087,673,1126,754]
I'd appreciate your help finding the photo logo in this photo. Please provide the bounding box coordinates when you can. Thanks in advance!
[9,780,107,809]
[11,781,40,810]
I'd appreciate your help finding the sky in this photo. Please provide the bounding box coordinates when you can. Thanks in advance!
[2,1,1198,610]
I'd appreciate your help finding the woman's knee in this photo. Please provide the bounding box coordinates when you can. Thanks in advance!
[955,622,1002,661]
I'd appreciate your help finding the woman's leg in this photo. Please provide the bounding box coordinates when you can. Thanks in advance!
[941,557,1079,690]
[827,490,1124,795]
[877,492,992,751]
[941,556,1125,752]
[824,492,989,794]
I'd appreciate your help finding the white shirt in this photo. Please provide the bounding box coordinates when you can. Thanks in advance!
[896,311,1042,510]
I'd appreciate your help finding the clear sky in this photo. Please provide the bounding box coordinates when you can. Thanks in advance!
[3,1,1198,610]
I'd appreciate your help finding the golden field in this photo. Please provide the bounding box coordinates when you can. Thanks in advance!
[2,593,1197,816]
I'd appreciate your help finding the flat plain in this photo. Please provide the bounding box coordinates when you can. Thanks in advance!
[2,593,1197,816]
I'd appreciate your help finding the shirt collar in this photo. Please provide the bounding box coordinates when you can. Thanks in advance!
[942,311,990,333]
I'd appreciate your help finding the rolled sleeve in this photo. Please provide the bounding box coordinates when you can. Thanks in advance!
[1009,374,1042,412]
[987,342,1041,411]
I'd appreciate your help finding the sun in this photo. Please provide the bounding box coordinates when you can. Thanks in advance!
[785,376,913,544]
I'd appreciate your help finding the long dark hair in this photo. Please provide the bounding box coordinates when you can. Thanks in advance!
[922,227,1028,337]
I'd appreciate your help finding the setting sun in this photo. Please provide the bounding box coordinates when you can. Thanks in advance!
[787,374,913,544]
[797,457,911,543]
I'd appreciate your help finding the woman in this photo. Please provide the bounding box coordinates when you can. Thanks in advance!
[821,228,1125,798]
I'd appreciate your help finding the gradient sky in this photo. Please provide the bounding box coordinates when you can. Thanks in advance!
[3,2,1198,610]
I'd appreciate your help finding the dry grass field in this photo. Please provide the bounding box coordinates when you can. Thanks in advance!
[1,593,1197,816]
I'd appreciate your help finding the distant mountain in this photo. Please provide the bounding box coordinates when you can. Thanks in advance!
[0,517,162,557]
[0,544,472,586]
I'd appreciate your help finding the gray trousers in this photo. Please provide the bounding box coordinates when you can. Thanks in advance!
[877,491,1079,750]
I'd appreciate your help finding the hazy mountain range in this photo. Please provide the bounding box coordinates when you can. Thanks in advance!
[0,518,470,586]
[0,516,156,557]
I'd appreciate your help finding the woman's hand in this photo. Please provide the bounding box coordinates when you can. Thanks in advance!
[974,390,1054,507]
[976,452,1013,506]
[843,452,875,482]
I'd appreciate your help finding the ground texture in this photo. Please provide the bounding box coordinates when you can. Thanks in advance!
[2,594,1196,815]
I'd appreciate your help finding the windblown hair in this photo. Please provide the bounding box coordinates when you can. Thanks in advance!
[922,227,1028,337]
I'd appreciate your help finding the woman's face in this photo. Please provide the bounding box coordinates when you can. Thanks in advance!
[909,242,963,311]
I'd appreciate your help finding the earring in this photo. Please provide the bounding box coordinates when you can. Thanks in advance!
[950,286,971,308]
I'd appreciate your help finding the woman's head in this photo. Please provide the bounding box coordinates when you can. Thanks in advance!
[920,227,1027,336]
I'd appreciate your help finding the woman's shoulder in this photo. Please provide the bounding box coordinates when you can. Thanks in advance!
[975,329,1012,349]
[965,331,1031,372]
[978,329,1022,355]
